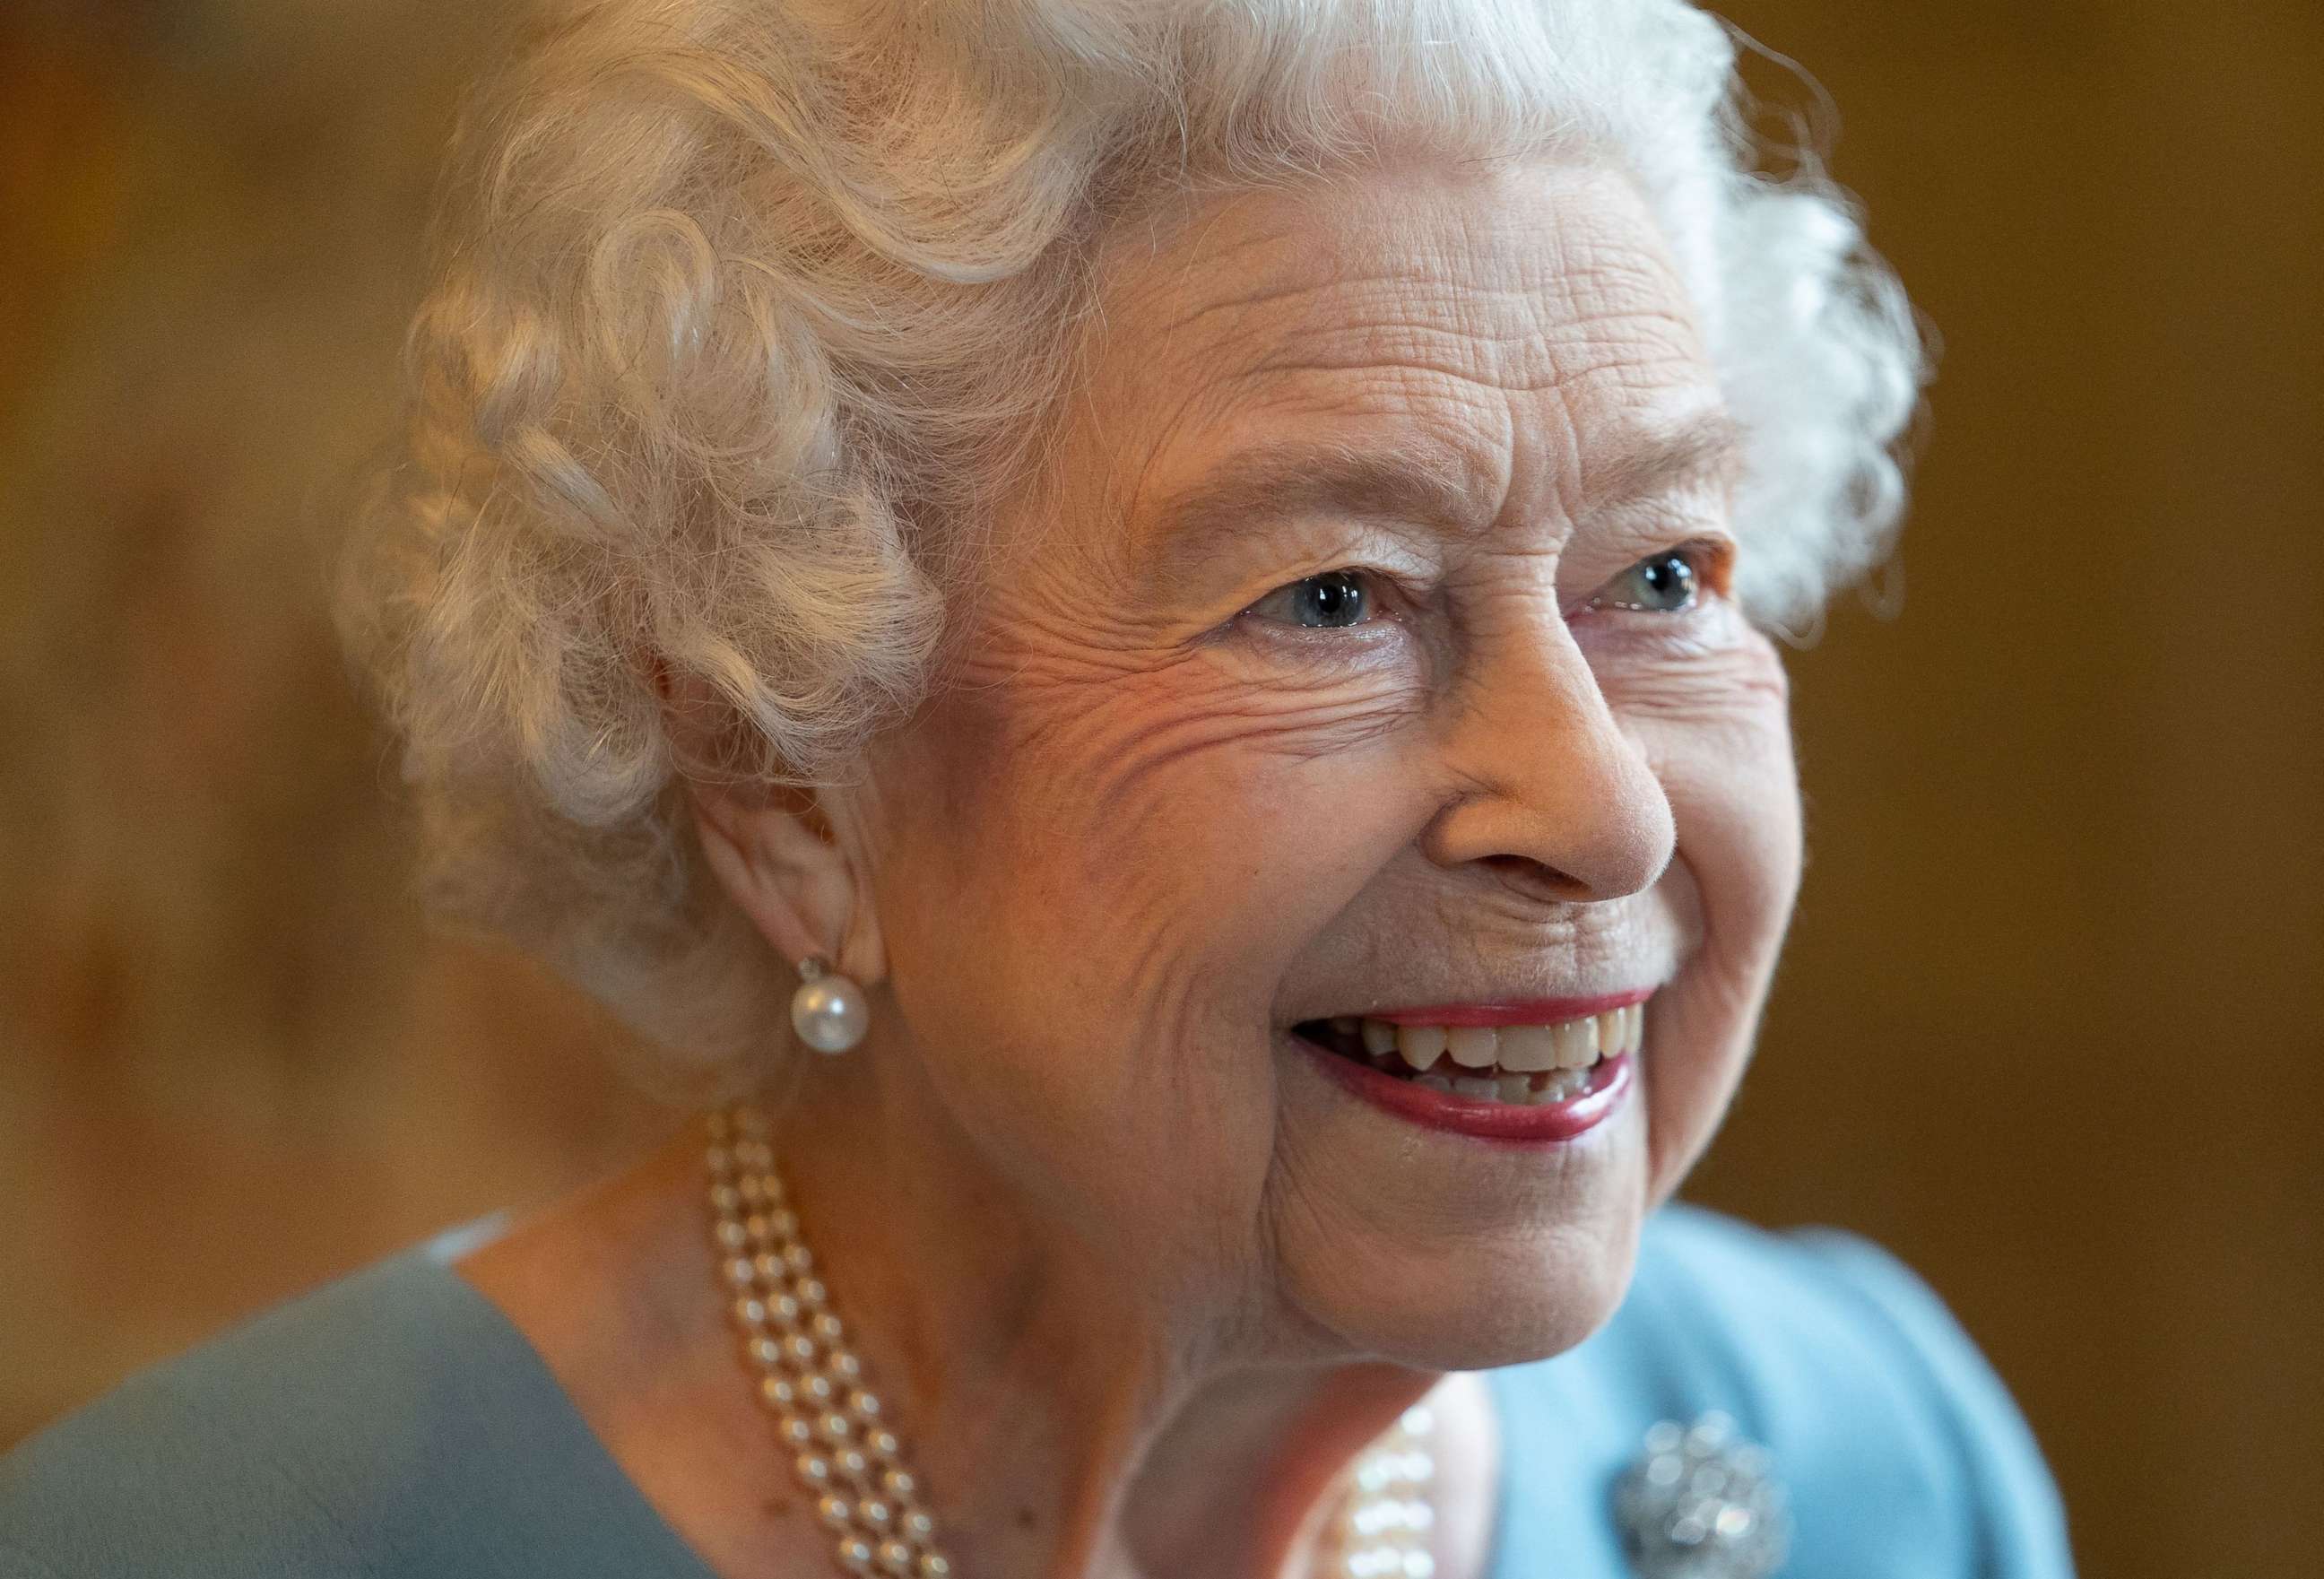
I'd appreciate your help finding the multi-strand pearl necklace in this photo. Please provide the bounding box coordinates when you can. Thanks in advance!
[1309,1409,1441,1579]
[705,1105,1441,1578]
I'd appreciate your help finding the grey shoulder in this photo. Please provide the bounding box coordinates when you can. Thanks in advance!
[0,1250,474,1574]
[0,1236,709,1579]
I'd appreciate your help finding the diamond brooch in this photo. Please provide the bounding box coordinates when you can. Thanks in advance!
[1611,1411,1790,1579]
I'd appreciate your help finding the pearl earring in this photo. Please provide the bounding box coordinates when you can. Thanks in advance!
[789,955,869,1055]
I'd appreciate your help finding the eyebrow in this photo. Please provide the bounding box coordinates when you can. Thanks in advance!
[1584,410,1751,516]
[1136,410,1748,584]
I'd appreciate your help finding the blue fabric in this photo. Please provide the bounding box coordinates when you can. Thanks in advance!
[1479,1208,2075,1578]
[1,1204,2073,1576]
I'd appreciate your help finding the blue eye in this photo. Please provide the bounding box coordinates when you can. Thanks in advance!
[1599,550,1700,613]
[1249,570,1374,629]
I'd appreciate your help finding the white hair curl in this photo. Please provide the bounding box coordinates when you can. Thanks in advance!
[340,0,1925,1094]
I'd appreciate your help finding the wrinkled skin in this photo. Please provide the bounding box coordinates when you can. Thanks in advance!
[868,156,1798,1358]
[464,157,1804,1579]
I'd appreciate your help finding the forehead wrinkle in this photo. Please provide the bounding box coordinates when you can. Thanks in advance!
[1100,200,1325,341]
[1244,302,1704,395]
[1131,432,1491,586]
[1154,266,1547,345]
[1149,197,1700,370]
[1130,372,1731,584]
[1110,344,1524,586]
[1144,273,1341,341]
[1069,221,1331,551]
[1081,169,1725,592]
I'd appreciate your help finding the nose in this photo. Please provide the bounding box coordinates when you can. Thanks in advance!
[1418,618,1675,904]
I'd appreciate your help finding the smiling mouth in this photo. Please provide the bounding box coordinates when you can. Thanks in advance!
[1292,1001,1644,1108]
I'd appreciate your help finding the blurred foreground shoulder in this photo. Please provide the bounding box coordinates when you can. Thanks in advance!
[1487,1203,2076,1578]
[0,1236,708,1577]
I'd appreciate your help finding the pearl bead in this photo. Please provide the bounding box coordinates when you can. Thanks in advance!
[817,1494,855,1529]
[792,969,871,1054]
[901,1509,934,1542]
[880,1467,916,1500]
[875,1539,915,1573]
[863,1427,900,1460]
[837,1535,877,1574]
[915,1554,951,1579]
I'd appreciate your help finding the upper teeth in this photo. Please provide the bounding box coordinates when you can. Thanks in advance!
[1367,1003,1643,1077]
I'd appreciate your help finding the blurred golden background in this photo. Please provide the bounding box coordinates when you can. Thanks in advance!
[3,4,2318,1575]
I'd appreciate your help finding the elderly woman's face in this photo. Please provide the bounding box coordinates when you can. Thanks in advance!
[861,159,1799,1364]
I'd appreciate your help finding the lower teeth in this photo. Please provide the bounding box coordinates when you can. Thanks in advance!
[1300,1026,1617,1106]
[1371,1053,1603,1106]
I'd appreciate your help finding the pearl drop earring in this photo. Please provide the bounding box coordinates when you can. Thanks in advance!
[790,955,870,1054]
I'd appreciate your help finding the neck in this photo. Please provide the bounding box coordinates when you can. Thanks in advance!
[763,1045,1457,1579]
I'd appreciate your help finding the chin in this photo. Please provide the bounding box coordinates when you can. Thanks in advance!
[1270,1095,1655,1373]
[1322,1216,1648,1375]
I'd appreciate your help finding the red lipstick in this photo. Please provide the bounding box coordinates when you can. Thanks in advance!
[1301,1041,1635,1141]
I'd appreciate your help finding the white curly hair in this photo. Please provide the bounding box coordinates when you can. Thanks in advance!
[340,0,1925,1096]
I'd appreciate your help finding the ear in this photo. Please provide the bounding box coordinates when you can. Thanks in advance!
[657,664,887,987]
[689,780,887,989]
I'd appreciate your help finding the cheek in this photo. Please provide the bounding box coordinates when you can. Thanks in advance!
[1659,708,1803,959]
[1606,633,1802,1193]
[941,636,1425,974]
[865,635,1428,1221]
[1608,628,1801,948]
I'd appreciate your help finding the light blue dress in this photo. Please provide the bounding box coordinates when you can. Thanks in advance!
[0,1204,2074,1576]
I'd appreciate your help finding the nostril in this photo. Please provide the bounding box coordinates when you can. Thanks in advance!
[1478,854,1588,903]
